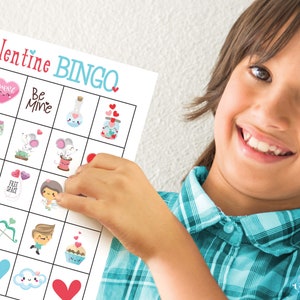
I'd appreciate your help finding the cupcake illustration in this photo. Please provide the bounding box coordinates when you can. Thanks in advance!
[65,233,86,265]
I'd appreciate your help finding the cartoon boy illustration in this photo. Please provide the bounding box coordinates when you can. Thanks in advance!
[30,224,55,255]
[40,179,63,211]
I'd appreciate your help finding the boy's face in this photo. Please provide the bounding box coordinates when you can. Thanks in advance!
[33,232,52,245]
[211,29,300,213]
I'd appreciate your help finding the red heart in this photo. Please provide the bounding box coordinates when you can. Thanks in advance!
[112,86,119,92]
[75,242,82,248]
[113,111,119,117]
[52,279,81,300]
[109,104,116,110]
[87,153,96,163]
[11,170,20,178]
[74,236,79,240]
[37,129,43,135]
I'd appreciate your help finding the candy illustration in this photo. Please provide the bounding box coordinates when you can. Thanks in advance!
[101,103,121,139]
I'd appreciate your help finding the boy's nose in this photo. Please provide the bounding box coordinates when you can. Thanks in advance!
[253,89,291,131]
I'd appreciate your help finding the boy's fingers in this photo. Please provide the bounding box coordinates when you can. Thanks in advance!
[55,193,103,220]
[88,153,132,170]
[64,168,112,199]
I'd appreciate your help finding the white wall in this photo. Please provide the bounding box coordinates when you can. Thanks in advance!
[1,0,253,191]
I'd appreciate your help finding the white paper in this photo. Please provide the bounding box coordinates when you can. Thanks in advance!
[0,30,157,300]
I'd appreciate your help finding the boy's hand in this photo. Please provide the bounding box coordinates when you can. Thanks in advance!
[56,153,176,261]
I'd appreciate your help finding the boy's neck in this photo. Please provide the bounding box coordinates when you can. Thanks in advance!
[202,163,297,216]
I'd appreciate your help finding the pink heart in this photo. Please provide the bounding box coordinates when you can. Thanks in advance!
[75,242,81,248]
[56,138,65,149]
[21,171,30,180]
[11,170,20,178]
[105,110,112,116]
[52,279,81,300]
[74,236,79,240]
[29,139,39,148]
[37,129,43,135]
[72,113,79,119]
[0,78,19,104]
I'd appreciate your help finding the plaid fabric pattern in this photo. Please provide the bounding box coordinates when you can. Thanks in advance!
[98,167,300,299]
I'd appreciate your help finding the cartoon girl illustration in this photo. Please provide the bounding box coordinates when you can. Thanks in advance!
[40,179,63,211]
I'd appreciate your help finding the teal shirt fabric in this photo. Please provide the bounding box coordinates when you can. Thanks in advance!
[98,166,300,299]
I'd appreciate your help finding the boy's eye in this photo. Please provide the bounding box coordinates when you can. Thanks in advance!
[250,66,272,82]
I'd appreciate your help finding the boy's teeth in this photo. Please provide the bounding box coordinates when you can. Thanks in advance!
[243,131,285,156]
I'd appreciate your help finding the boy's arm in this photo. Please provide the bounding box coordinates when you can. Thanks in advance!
[56,153,227,300]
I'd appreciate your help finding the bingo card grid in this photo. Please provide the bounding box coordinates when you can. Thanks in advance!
[0,66,136,300]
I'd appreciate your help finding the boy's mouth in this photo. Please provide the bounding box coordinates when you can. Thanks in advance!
[240,128,294,157]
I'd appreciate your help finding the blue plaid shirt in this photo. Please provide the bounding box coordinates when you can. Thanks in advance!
[98,167,300,299]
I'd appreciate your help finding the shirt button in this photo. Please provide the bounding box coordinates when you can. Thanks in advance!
[223,221,235,234]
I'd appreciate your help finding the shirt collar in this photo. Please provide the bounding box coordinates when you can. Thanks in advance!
[172,166,300,256]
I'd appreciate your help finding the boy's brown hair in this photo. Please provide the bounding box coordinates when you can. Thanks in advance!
[186,0,300,170]
[32,224,55,238]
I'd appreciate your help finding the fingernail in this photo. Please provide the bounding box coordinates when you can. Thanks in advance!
[55,193,62,202]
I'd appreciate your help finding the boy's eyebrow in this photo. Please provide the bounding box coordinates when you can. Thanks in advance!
[248,51,271,64]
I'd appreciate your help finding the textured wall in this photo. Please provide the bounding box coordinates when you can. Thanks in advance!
[1,0,253,191]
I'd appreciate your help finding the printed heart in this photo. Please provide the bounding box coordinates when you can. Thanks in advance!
[72,113,79,119]
[109,104,116,110]
[30,49,36,55]
[87,153,96,163]
[11,170,20,178]
[9,218,16,224]
[29,139,39,148]
[56,138,66,149]
[0,78,20,104]
[21,171,30,180]
[0,259,10,280]
[52,279,81,300]
[74,236,79,240]
[113,111,119,117]
[75,242,82,248]
[105,110,112,116]
[37,129,43,135]
[112,86,119,92]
